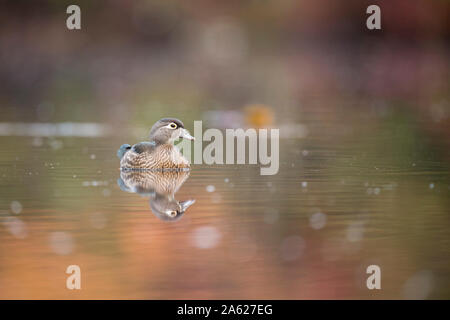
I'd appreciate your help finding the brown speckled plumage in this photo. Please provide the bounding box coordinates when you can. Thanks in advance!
[118,168,194,222]
[120,144,190,169]
[119,170,190,195]
[118,118,193,170]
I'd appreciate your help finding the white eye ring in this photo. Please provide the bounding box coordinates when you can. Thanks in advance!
[168,211,177,217]
[168,123,177,129]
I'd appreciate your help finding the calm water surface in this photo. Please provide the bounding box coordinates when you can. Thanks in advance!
[0,113,449,299]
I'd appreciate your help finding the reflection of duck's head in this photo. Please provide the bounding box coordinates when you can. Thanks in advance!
[150,195,195,221]
[118,169,195,221]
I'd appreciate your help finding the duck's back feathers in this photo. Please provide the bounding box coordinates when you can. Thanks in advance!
[119,141,190,169]
[131,141,157,154]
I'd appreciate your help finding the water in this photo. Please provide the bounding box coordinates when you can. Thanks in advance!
[0,111,449,299]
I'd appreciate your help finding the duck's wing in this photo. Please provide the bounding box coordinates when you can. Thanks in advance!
[117,177,133,193]
[117,176,156,197]
[131,141,157,154]
[117,144,132,159]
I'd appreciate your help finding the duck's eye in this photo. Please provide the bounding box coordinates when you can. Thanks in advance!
[169,123,177,129]
[168,211,177,217]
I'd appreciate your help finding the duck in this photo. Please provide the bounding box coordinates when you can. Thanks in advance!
[118,169,195,221]
[118,118,194,170]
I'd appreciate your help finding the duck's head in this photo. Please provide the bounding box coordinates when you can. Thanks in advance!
[149,118,194,144]
[150,196,195,221]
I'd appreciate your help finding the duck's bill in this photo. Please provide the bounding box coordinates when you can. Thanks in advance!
[180,199,196,211]
[180,128,195,141]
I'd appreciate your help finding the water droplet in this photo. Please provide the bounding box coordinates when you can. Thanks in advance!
[346,221,365,242]
[309,212,327,230]
[31,137,43,147]
[82,180,108,187]
[191,226,221,249]
[10,201,22,214]
[301,181,308,188]
[402,270,434,300]
[3,216,27,239]
[49,232,74,255]
[206,185,215,192]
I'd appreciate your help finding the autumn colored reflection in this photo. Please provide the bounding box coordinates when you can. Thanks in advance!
[0,0,449,300]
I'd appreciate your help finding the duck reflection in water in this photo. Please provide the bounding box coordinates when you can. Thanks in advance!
[117,169,195,221]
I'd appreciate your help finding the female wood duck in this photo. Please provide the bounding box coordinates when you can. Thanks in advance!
[118,118,194,170]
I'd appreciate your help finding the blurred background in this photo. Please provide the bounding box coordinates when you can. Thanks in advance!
[0,0,449,299]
